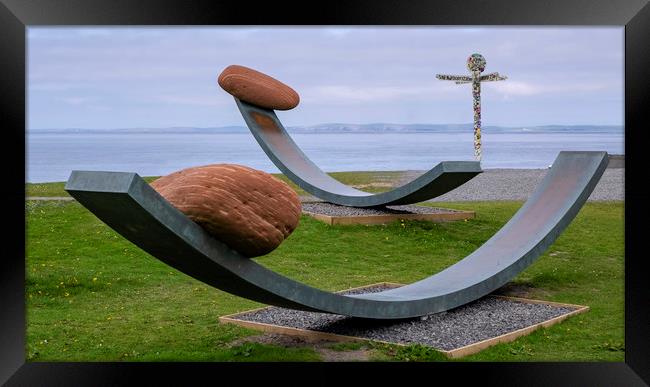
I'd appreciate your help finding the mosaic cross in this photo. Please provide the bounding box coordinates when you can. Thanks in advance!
[436,53,507,161]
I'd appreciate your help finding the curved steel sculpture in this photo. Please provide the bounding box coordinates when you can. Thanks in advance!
[235,99,483,207]
[65,151,608,319]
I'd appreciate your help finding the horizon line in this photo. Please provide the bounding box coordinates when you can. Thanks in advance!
[28,123,625,131]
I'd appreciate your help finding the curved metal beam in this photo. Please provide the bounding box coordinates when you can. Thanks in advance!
[65,151,608,319]
[235,99,482,207]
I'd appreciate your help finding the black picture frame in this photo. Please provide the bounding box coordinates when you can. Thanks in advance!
[3,0,648,385]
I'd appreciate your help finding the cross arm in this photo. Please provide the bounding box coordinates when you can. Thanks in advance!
[436,74,472,82]
[480,72,508,82]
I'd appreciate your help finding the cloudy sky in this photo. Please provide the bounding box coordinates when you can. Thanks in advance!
[27,27,623,129]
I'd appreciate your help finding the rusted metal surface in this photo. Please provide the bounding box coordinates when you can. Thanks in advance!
[235,99,482,207]
[65,151,608,319]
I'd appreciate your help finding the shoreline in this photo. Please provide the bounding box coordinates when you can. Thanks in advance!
[26,167,624,203]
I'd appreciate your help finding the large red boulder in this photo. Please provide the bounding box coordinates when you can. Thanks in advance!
[150,164,301,257]
[218,65,300,110]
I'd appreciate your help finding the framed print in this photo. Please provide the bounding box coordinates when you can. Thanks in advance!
[3,0,648,385]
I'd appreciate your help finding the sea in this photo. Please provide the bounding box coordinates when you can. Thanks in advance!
[26,130,624,183]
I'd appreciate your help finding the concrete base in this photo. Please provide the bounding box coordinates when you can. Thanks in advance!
[607,154,624,168]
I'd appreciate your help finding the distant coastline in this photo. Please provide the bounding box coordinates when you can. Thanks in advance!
[28,124,624,135]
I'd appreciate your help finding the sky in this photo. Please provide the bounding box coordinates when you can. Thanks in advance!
[27,27,624,129]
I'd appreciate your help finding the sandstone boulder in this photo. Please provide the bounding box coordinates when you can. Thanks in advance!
[150,164,301,257]
[218,64,300,110]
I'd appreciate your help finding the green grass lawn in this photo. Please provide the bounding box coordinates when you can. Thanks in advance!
[25,181,624,362]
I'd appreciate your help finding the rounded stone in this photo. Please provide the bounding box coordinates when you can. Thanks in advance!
[150,164,301,257]
[218,65,300,110]
[467,53,486,73]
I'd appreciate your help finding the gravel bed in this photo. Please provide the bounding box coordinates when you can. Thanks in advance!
[302,202,462,216]
[232,285,579,351]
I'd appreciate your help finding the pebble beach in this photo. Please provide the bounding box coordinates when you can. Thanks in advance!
[300,167,624,203]
[413,167,625,202]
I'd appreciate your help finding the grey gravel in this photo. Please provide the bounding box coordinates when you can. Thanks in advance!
[396,168,624,202]
[233,285,578,351]
[302,202,462,216]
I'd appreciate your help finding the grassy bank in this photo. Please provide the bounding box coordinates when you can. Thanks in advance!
[25,192,624,361]
[25,171,405,197]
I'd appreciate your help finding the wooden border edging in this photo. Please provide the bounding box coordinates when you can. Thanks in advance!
[302,209,475,226]
[445,302,589,358]
[219,282,589,359]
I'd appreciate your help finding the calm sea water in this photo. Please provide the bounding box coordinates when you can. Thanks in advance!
[26,131,624,183]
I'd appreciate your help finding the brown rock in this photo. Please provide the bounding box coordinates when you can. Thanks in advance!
[218,64,300,110]
[150,164,301,257]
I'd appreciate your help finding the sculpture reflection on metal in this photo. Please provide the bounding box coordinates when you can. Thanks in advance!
[65,151,608,319]
[234,98,483,207]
